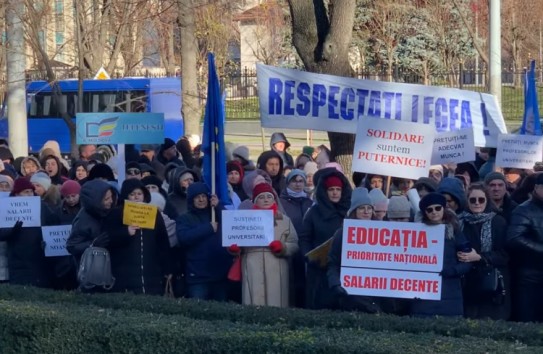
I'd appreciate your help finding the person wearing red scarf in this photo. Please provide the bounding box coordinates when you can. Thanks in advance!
[228,182,299,307]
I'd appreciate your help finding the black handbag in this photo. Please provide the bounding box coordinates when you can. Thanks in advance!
[478,264,502,295]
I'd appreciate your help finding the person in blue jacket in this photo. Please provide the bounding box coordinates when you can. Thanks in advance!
[176,182,232,301]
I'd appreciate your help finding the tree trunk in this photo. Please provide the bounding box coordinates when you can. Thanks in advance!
[178,0,201,138]
[287,0,356,178]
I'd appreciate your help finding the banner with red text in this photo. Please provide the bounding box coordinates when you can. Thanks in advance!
[352,117,436,180]
[340,267,442,300]
[341,219,445,272]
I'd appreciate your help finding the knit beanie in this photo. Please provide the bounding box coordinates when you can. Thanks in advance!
[88,163,115,181]
[324,175,343,189]
[30,171,52,191]
[252,182,275,202]
[141,175,163,189]
[484,171,507,185]
[161,138,176,150]
[419,192,446,212]
[303,161,318,176]
[347,187,373,215]
[0,175,14,189]
[387,196,411,219]
[227,160,244,181]
[232,145,250,163]
[414,177,438,192]
[149,192,166,212]
[429,165,444,175]
[286,169,306,184]
[0,147,13,163]
[302,146,315,156]
[369,188,388,210]
[60,180,81,197]
[187,182,210,202]
[10,177,35,196]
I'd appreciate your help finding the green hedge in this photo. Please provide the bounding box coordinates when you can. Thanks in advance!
[1,285,543,353]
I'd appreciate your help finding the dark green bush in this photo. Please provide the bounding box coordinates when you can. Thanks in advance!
[1,284,543,353]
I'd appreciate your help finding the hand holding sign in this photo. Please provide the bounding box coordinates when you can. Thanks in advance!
[12,220,23,234]
[128,225,141,236]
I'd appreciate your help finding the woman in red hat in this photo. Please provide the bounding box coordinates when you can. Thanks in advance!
[228,182,299,307]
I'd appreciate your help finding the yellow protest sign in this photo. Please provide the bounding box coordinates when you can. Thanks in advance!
[123,201,158,229]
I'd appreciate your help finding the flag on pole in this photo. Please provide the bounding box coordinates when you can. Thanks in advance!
[202,53,231,206]
[520,60,542,135]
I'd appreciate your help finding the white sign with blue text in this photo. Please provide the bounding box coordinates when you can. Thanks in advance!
[42,225,72,257]
[221,210,275,247]
[431,128,476,165]
[495,134,543,169]
[0,196,41,228]
[256,64,507,147]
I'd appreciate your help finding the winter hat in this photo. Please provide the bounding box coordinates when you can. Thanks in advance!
[30,171,52,191]
[429,165,443,175]
[161,138,176,151]
[414,177,438,192]
[187,182,210,202]
[0,147,14,163]
[302,146,315,156]
[419,192,446,212]
[286,169,306,184]
[140,144,157,152]
[324,175,343,189]
[10,177,35,196]
[125,161,141,172]
[141,175,163,189]
[347,187,373,215]
[232,145,250,163]
[369,188,388,210]
[226,160,244,181]
[303,161,318,176]
[0,175,14,189]
[149,192,166,212]
[88,163,115,181]
[120,179,151,203]
[60,180,81,197]
[139,163,156,176]
[252,182,275,202]
[484,171,507,185]
[387,196,411,219]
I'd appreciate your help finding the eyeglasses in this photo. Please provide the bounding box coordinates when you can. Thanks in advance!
[127,168,141,175]
[425,205,443,213]
[469,197,486,204]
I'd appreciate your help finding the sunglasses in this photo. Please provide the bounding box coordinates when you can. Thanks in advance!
[425,205,443,213]
[127,168,141,175]
[469,197,486,204]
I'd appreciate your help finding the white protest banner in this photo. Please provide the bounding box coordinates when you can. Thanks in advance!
[221,210,274,247]
[340,267,442,300]
[41,225,72,257]
[341,219,445,273]
[431,128,476,165]
[352,117,435,180]
[257,64,507,147]
[0,192,10,199]
[495,133,543,169]
[0,196,41,228]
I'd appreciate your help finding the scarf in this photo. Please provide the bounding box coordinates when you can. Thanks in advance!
[459,211,495,252]
[252,202,278,216]
[286,187,307,199]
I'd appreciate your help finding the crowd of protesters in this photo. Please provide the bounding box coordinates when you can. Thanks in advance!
[0,134,542,322]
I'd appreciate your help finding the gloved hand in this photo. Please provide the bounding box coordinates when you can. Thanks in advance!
[227,244,241,256]
[332,285,348,297]
[269,240,283,254]
[12,220,23,234]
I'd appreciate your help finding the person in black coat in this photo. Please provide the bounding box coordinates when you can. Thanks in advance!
[458,183,510,320]
[103,179,173,295]
[299,168,352,309]
[507,173,543,322]
[176,182,231,301]
[257,150,286,196]
[0,178,58,288]
[280,169,314,308]
[66,179,117,264]
[410,193,472,317]
[164,166,199,220]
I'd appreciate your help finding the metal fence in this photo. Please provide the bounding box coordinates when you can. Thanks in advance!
[9,66,543,122]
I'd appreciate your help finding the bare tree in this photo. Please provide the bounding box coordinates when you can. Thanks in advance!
[287,0,356,175]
